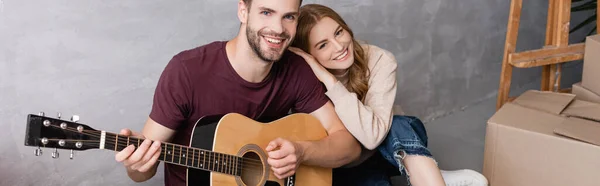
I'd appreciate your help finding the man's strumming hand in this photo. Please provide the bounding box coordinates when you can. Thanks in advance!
[265,138,305,179]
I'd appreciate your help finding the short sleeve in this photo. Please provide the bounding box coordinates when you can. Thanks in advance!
[149,56,192,130]
[292,59,330,113]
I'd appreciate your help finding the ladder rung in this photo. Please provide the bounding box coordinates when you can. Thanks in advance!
[508,43,585,68]
[559,87,572,93]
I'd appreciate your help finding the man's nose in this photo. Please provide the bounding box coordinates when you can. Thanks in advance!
[269,20,284,35]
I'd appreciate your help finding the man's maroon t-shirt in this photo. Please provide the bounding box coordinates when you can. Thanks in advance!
[148,41,329,186]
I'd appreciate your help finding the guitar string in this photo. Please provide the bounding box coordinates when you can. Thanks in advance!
[45,138,266,173]
[86,138,266,169]
[52,126,266,168]
[47,124,264,164]
[82,141,265,171]
[42,124,283,176]
[48,139,262,176]
[43,123,291,177]
[43,124,269,167]
[95,131,266,166]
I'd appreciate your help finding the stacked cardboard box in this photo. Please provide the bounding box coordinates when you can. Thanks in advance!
[483,35,600,185]
[573,34,600,103]
[483,90,600,186]
[572,82,600,103]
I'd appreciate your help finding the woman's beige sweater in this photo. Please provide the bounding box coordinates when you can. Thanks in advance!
[325,44,403,167]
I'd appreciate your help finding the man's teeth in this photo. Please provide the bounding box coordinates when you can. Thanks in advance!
[334,49,348,60]
[265,37,282,44]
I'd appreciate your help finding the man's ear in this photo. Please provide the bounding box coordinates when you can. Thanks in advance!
[238,0,249,24]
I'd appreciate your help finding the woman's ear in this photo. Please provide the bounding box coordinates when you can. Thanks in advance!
[238,0,249,24]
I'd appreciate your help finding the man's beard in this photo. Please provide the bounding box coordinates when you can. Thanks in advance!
[246,25,290,63]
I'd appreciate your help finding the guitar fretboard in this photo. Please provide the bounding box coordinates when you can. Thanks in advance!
[99,131,244,176]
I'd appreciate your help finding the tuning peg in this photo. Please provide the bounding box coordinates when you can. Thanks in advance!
[39,112,45,116]
[71,115,79,122]
[70,150,74,160]
[41,137,48,145]
[57,112,62,119]
[52,148,59,159]
[34,146,42,156]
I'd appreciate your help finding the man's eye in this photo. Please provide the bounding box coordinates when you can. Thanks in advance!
[261,11,270,15]
[284,15,295,20]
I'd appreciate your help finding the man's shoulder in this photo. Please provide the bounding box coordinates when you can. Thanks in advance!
[160,41,227,79]
[171,41,227,64]
[279,50,313,75]
[278,50,325,89]
[278,50,329,114]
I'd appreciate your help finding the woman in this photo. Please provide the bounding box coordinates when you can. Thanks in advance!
[289,4,488,186]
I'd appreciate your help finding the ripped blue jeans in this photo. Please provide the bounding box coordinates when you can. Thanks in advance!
[332,115,435,186]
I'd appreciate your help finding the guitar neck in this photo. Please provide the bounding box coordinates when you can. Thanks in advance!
[99,131,243,176]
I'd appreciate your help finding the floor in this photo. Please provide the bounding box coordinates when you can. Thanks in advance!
[390,94,495,186]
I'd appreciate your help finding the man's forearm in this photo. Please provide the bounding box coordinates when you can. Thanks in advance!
[297,130,361,168]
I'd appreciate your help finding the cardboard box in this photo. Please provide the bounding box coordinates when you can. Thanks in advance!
[483,90,600,186]
[573,82,600,104]
[582,34,600,94]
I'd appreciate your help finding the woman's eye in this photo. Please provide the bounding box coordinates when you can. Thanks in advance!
[319,43,326,49]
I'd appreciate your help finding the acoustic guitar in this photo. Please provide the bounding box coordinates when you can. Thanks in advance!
[23,112,332,186]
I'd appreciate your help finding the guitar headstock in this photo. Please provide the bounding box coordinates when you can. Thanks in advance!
[25,112,99,159]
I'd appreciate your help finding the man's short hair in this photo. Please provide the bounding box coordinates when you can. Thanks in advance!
[243,0,303,9]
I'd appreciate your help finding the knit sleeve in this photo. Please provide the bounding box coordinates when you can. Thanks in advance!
[325,47,397,150]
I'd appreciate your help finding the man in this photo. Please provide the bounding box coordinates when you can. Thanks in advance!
[113,0,362,185]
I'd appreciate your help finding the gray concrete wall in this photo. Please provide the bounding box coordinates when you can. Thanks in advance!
[0,0,593,185]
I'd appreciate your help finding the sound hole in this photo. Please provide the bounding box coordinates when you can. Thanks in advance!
[240,151,264,186]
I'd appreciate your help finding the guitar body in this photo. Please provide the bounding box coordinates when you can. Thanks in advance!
[186,113,332,186]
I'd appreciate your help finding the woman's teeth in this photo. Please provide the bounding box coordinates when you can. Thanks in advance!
[334,49,348,60]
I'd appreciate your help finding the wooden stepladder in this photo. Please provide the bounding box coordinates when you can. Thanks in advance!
[496,0,600,110]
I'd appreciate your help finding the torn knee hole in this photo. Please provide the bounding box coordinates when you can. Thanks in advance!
[395,150,406,159]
